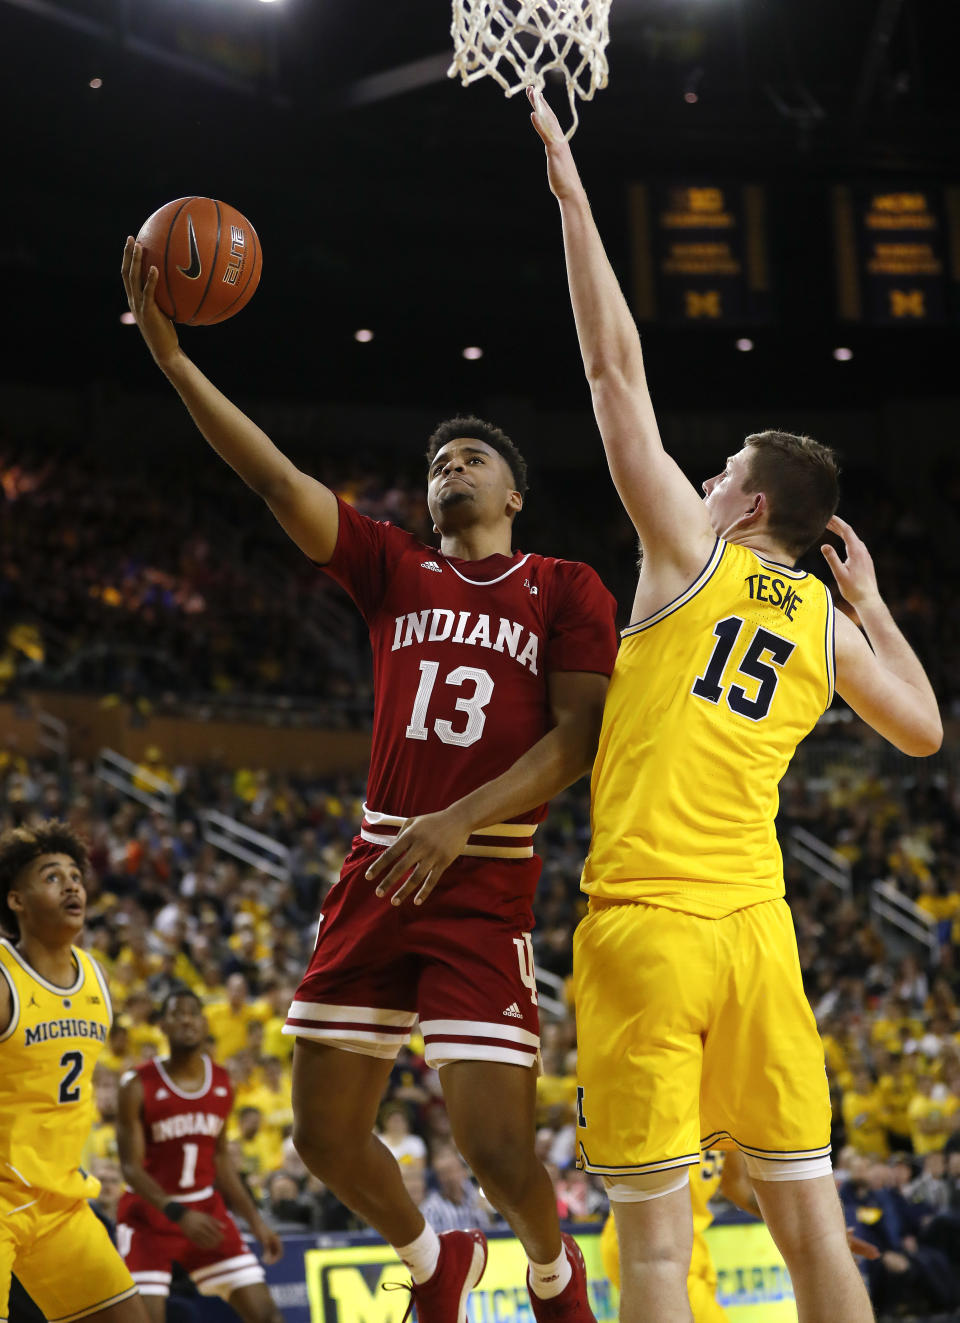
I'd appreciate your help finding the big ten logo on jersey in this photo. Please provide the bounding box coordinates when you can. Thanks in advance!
[222,225,246,285]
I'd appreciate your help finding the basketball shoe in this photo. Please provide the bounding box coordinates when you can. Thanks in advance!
[527,1233,597,1322]
[401,1228,487,1322]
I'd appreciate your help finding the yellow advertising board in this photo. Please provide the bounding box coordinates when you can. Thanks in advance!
[305,1235,617,1323]
[706,1223,798,1322]
[304,1223,797,1323]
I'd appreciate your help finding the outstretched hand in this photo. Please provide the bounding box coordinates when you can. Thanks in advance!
[121,236,181,371]
[528,87,582,201]
[821,515,880,611]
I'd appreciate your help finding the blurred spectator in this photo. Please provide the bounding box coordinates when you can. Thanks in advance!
[377,1102,427,1168]
[419,1146,495,1234]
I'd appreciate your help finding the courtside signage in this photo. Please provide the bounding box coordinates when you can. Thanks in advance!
[304,1235,617,1323]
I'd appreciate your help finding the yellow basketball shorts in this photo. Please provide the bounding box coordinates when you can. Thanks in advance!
[0,1183,137,1323]
[574,897,831,1175]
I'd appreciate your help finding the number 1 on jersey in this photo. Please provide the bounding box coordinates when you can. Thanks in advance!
[179,1141,199,1189]
[405,660,494,747]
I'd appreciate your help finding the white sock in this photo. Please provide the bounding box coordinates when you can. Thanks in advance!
[394,1222,441,1284]
[528,1244,572,1299]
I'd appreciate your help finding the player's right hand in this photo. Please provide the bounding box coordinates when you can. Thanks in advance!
[121,237,181,371]
[180,1210,226,1249]
[527,88,582,201]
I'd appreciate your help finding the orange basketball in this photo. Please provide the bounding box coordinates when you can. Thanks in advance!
[136,197,262,326]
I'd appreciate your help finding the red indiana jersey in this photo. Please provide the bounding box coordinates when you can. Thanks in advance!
[133,1056,232,1200]
[323,498,618,829]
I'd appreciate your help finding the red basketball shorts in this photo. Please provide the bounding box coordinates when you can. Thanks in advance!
[116,1190,265,1300]
[284,842,542,1069]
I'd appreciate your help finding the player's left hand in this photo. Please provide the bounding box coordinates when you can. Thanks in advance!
[821,516,880,610]
[254,1220,284,1264]
[367,807,473,906]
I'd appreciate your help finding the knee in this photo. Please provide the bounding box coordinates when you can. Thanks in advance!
[456,1133,536,1205]
[292,1120,350,1180]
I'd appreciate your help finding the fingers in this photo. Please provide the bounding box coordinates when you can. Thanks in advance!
[369,842,407,889]
[384,863,433,907]
[821,544,841,574]
[413,868,445,906]
[527,85,559,144]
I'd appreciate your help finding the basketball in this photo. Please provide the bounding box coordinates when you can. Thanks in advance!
[135,197,262,326]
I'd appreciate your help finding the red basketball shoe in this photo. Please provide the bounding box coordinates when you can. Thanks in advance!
[402,1229,487,1322]
[527,1233,597,1322]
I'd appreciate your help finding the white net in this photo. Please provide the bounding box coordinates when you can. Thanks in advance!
[448,0,612,138]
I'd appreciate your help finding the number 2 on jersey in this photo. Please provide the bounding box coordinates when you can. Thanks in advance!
[692,615,795,720]
[58,1050,83,1103]
[405,661,494,747]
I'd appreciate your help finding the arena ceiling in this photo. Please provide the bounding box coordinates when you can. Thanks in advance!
[1,0,958,413]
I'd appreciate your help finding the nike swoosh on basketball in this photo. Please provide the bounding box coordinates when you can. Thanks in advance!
[176,215,202,280]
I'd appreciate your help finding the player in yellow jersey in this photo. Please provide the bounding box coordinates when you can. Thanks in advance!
[529,91,942,1323]
[0,821,147,1323]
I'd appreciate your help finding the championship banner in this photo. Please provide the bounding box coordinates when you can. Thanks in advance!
[629,183,772,326]
[833,185,960,325]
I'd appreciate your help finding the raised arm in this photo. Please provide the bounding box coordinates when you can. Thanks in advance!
[529,91,714,580]
[824,516,941,757]
[121,237,338,564]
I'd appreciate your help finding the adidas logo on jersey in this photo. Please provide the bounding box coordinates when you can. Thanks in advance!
[420,560,442,573]
[502,1003,523,1020]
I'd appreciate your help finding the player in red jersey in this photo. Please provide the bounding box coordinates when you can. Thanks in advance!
[116,990,284,1322]
[123,237,619,1323]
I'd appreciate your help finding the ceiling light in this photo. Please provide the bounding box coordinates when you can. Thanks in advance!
[120,311,136,325]
[735,338,754,352]
[833,347,853,362]
[89,77,103,89]
[462,346,483,360]
[354,329,374,343]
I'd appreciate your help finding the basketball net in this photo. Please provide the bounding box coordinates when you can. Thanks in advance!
[448,0,612,138]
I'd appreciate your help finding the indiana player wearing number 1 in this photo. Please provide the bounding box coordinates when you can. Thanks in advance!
[121,235,617,1322]
[530,89,942,1323]
[0,822,145,1323]
[115,991,283,1321]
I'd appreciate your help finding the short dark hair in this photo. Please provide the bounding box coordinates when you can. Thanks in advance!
[425,416,529,498]
[0,821,89,940]
[160,987,202,1018]
[743,430,840,557]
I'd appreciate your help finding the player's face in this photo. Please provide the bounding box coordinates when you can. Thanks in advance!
[701,446,759,538]
[162,996,207,1049]
[8,853,86,939]
[426,439,520,532]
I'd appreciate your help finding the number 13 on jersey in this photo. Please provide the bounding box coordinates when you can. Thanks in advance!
[405,660,494,747]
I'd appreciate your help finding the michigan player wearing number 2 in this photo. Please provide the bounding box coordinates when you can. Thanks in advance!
[0,822,147,1323]
[529,90,941,1323]
[121,237,617,1323]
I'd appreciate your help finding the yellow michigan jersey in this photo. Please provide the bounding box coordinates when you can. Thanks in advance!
[583,540,835,916]
[0,938,112,1204]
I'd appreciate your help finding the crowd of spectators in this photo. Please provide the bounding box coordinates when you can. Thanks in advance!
[2,439,957,721]
[3,431,960,1317]
[2,723,959,1319]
